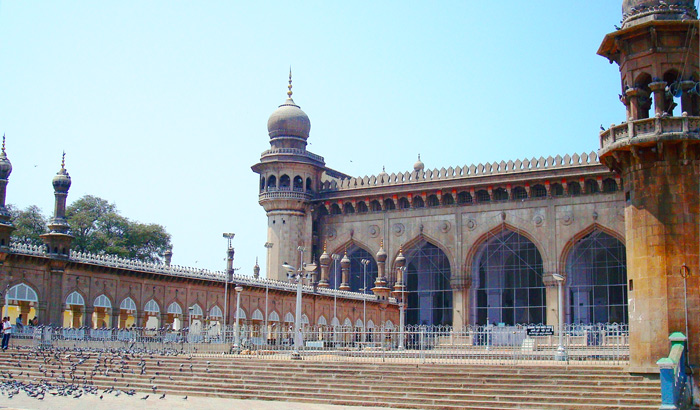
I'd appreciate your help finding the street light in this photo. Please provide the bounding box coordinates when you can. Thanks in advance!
[234,285,243,349]
[398,266,407,350]
[552,273,567,361]
[282,246,315,358]
[360,259,370,343]
[222,233,235,337]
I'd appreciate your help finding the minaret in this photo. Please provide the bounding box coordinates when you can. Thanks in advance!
[318,242,331,288]
[40,152,74,257]
[598,0,700,372]
[371,240,391,300]
[0,135,15,250]
[251,71,328,281]
[339,250,351,291]
[253,257,260,279]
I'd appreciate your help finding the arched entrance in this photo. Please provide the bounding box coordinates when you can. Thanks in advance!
[472,229,546,325]
[92,295,112,328]
[143,299,160,329]
[4,283,38,327]
[565,229,627,324]
[63,291,85,328]
[119,297,137,328]
[166,302,183,330]
[403,241,452,326]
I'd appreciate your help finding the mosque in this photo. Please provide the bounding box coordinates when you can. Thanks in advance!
[253,0,700,372]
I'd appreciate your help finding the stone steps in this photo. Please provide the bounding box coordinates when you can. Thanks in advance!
[0,348,661,410]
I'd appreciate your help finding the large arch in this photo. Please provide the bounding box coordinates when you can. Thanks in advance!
[330,241,378,293]
[63,291,86,328]
[92,294,112,328]
[563,227,628,324]
[400,236,453,326]
[470,227,546,325]
[4,283,39,326]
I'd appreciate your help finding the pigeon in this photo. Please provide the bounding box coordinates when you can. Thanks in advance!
[141,394,149,400]
[159,393,166,399]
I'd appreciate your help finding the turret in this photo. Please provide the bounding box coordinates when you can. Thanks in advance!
[40,152,74,257]
[0,135,15,250]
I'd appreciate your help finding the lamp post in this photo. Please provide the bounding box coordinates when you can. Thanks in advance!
[282,246,315,358]
[552,273,567,361]
[222,233,235,337]
[398,266,406,350]
[234,285,243,349]
[361,259,370,342]
[187,306,194,345]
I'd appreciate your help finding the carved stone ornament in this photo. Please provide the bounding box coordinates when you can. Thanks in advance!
[466,219,477,231]
[562,213,574,226]
[326,227,337,241]
[533,214,544,227]
[392,223,405,237]
[368,225,380,238]
[439,220,451,233]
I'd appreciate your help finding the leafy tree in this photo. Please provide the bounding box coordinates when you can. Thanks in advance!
[7,204,47,246]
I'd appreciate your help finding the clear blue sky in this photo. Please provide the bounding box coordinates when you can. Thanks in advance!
[0,1,625,276]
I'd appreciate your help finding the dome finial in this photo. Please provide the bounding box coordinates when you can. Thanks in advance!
[1,134,5,155]
[287,66,293,98]
[61,151,66,170]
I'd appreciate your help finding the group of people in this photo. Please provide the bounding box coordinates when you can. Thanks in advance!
[1,314,38,350]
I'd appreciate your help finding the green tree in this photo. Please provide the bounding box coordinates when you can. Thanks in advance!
[8,204,47,246]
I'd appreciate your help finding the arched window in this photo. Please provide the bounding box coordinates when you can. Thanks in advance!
[331,317,340,327]
[66,291,85,306]
[412,196,425,208]
[317,315,327,326]
[426,195,440,207]
[279,174,290,189]
[328,245,378,293]
[472,230,545,325]
[260,176,265,191]
[551,183,564,196]
[210,306,223,318]
[293,175,303,191]
[120,297,137,312]
[457,192,472,204]
[383,198,396,210]
[602,178,618,193]
[284,312,294,323]
[301,314,310,325]
[144,299,160,313]
[344,203,355,214]
[476,190,490,203]
[167,302,183,315]
[566,230,627,324]
[267,175,276,189]
[493,188,508,201]
[370,200,382,212]
[235,308,246,319]
[94,295,112,308]
[330,204,342,215]
[403,241,452,326]
[252,309,264,321]
[531,184,547,198]
[268,311,280,322]
[355,319,363,328]
[662,70,680,116]
[356,201,368,213]
[512,186,528,200]
[6,283,38,303]
[317,205,329,216]
[306,177,313,192]
[343,318,352,327]
[568,181,581,196]
[635,72,653,119]
[189,304,203,317]
[585,179,599,194]
[398,197,410,209]
[442,193,455,206]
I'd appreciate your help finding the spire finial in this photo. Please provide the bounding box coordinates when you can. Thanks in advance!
[380,239,384,248]
[255,256,259,265]
[1,134,5,154]
[418,153,421,161]
[382,166,386,172]
[61,151,66,169]
[323,241,327,252]
[287,67,293,98]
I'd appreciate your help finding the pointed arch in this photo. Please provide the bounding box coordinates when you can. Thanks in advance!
[329,239,378,292]
[331,317,340,326]
[234,307,247,320]
[464,222,546,276]
[317,315,327,326]
[167,302,183,315]
[343,318,352,327]
[189,303,203,317]
[558,223,625,272]
[120,297,137,312]
[65,291,85,306]
[268,310,280,322]
[301,314,310,325]
[391,233,454,270]
[6,283,39,303]
[252,309,264,321]
[94,294,112,309]
[284,312,294,323]
[144,299,160,313]
[210,305,223,318]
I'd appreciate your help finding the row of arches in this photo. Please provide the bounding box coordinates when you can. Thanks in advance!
[322,226,627,327]
[627,70,700,119]
[318,178,619,216]
[260,174,313,193]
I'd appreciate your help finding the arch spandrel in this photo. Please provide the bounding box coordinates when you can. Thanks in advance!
[558,222,626,275]
[389,233,454,272]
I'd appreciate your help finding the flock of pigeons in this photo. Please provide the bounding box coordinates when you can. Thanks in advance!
[0,344,198,402]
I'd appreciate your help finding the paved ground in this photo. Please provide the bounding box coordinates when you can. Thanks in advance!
[0,391,400,410]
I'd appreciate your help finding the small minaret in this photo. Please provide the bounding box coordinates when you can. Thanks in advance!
[40,152,74,257]
[0,135,15,250]
[318,242,331,288]
[371,240,391,300]
[392,246,407,301]
[339,250,351,291]
[253,257,260,279]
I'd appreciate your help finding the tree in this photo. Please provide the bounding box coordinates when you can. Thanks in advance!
[7,204,47,246]
[66,195,172,263]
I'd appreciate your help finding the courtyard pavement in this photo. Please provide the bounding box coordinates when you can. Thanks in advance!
[1,391,400,410]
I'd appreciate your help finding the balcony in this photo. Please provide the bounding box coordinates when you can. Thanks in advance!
[600,115,700,157]
[259,187,314,201]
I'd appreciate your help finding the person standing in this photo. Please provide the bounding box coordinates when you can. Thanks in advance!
[1,317,11,350]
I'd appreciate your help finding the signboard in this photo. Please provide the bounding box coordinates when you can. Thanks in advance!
[526,325,554,336]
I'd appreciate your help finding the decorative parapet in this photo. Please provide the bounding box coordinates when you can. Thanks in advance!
[599,116,700,157]
[622,3,697,27]
[259,188,314,201]
[260,148,324,163]
[320,151,601,192]
[8,242,380,302]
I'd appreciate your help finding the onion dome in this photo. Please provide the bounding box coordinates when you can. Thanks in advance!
[267,69,311,140]
[52,152,71,193]
[319,242,331,265]
[340,250,351,269]
[413,154,424,172]
[376,240,387,263]
[622,0,696,27]
[0,135,12,180]
[394,245,406,267]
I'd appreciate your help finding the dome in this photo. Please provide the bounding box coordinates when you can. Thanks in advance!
[267,71,311,140]
[622,0,696,25]
[376,242,387,263]
[413,154,424,172]
[52,153,71,193]
[267,97,311,139]
[340,251,351,268]
[0,137,12,180]
[394,248,406,267]
[319,246,331,265]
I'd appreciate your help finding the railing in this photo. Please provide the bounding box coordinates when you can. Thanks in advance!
[10,323,629,365]
[600,115,700,153]
[657,332,693,410]
[258,188,314,201]
[260,148,325,163]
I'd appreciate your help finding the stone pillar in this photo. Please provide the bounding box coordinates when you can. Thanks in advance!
[543,272,562,331]
[649,81,667,117]
[451,284,470,329]
[339,251,350,291]
[84,306,94,328]
[71,306,82,328]
[318,245,330,288]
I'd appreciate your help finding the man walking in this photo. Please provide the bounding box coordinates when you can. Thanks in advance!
[1,317,11,350]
